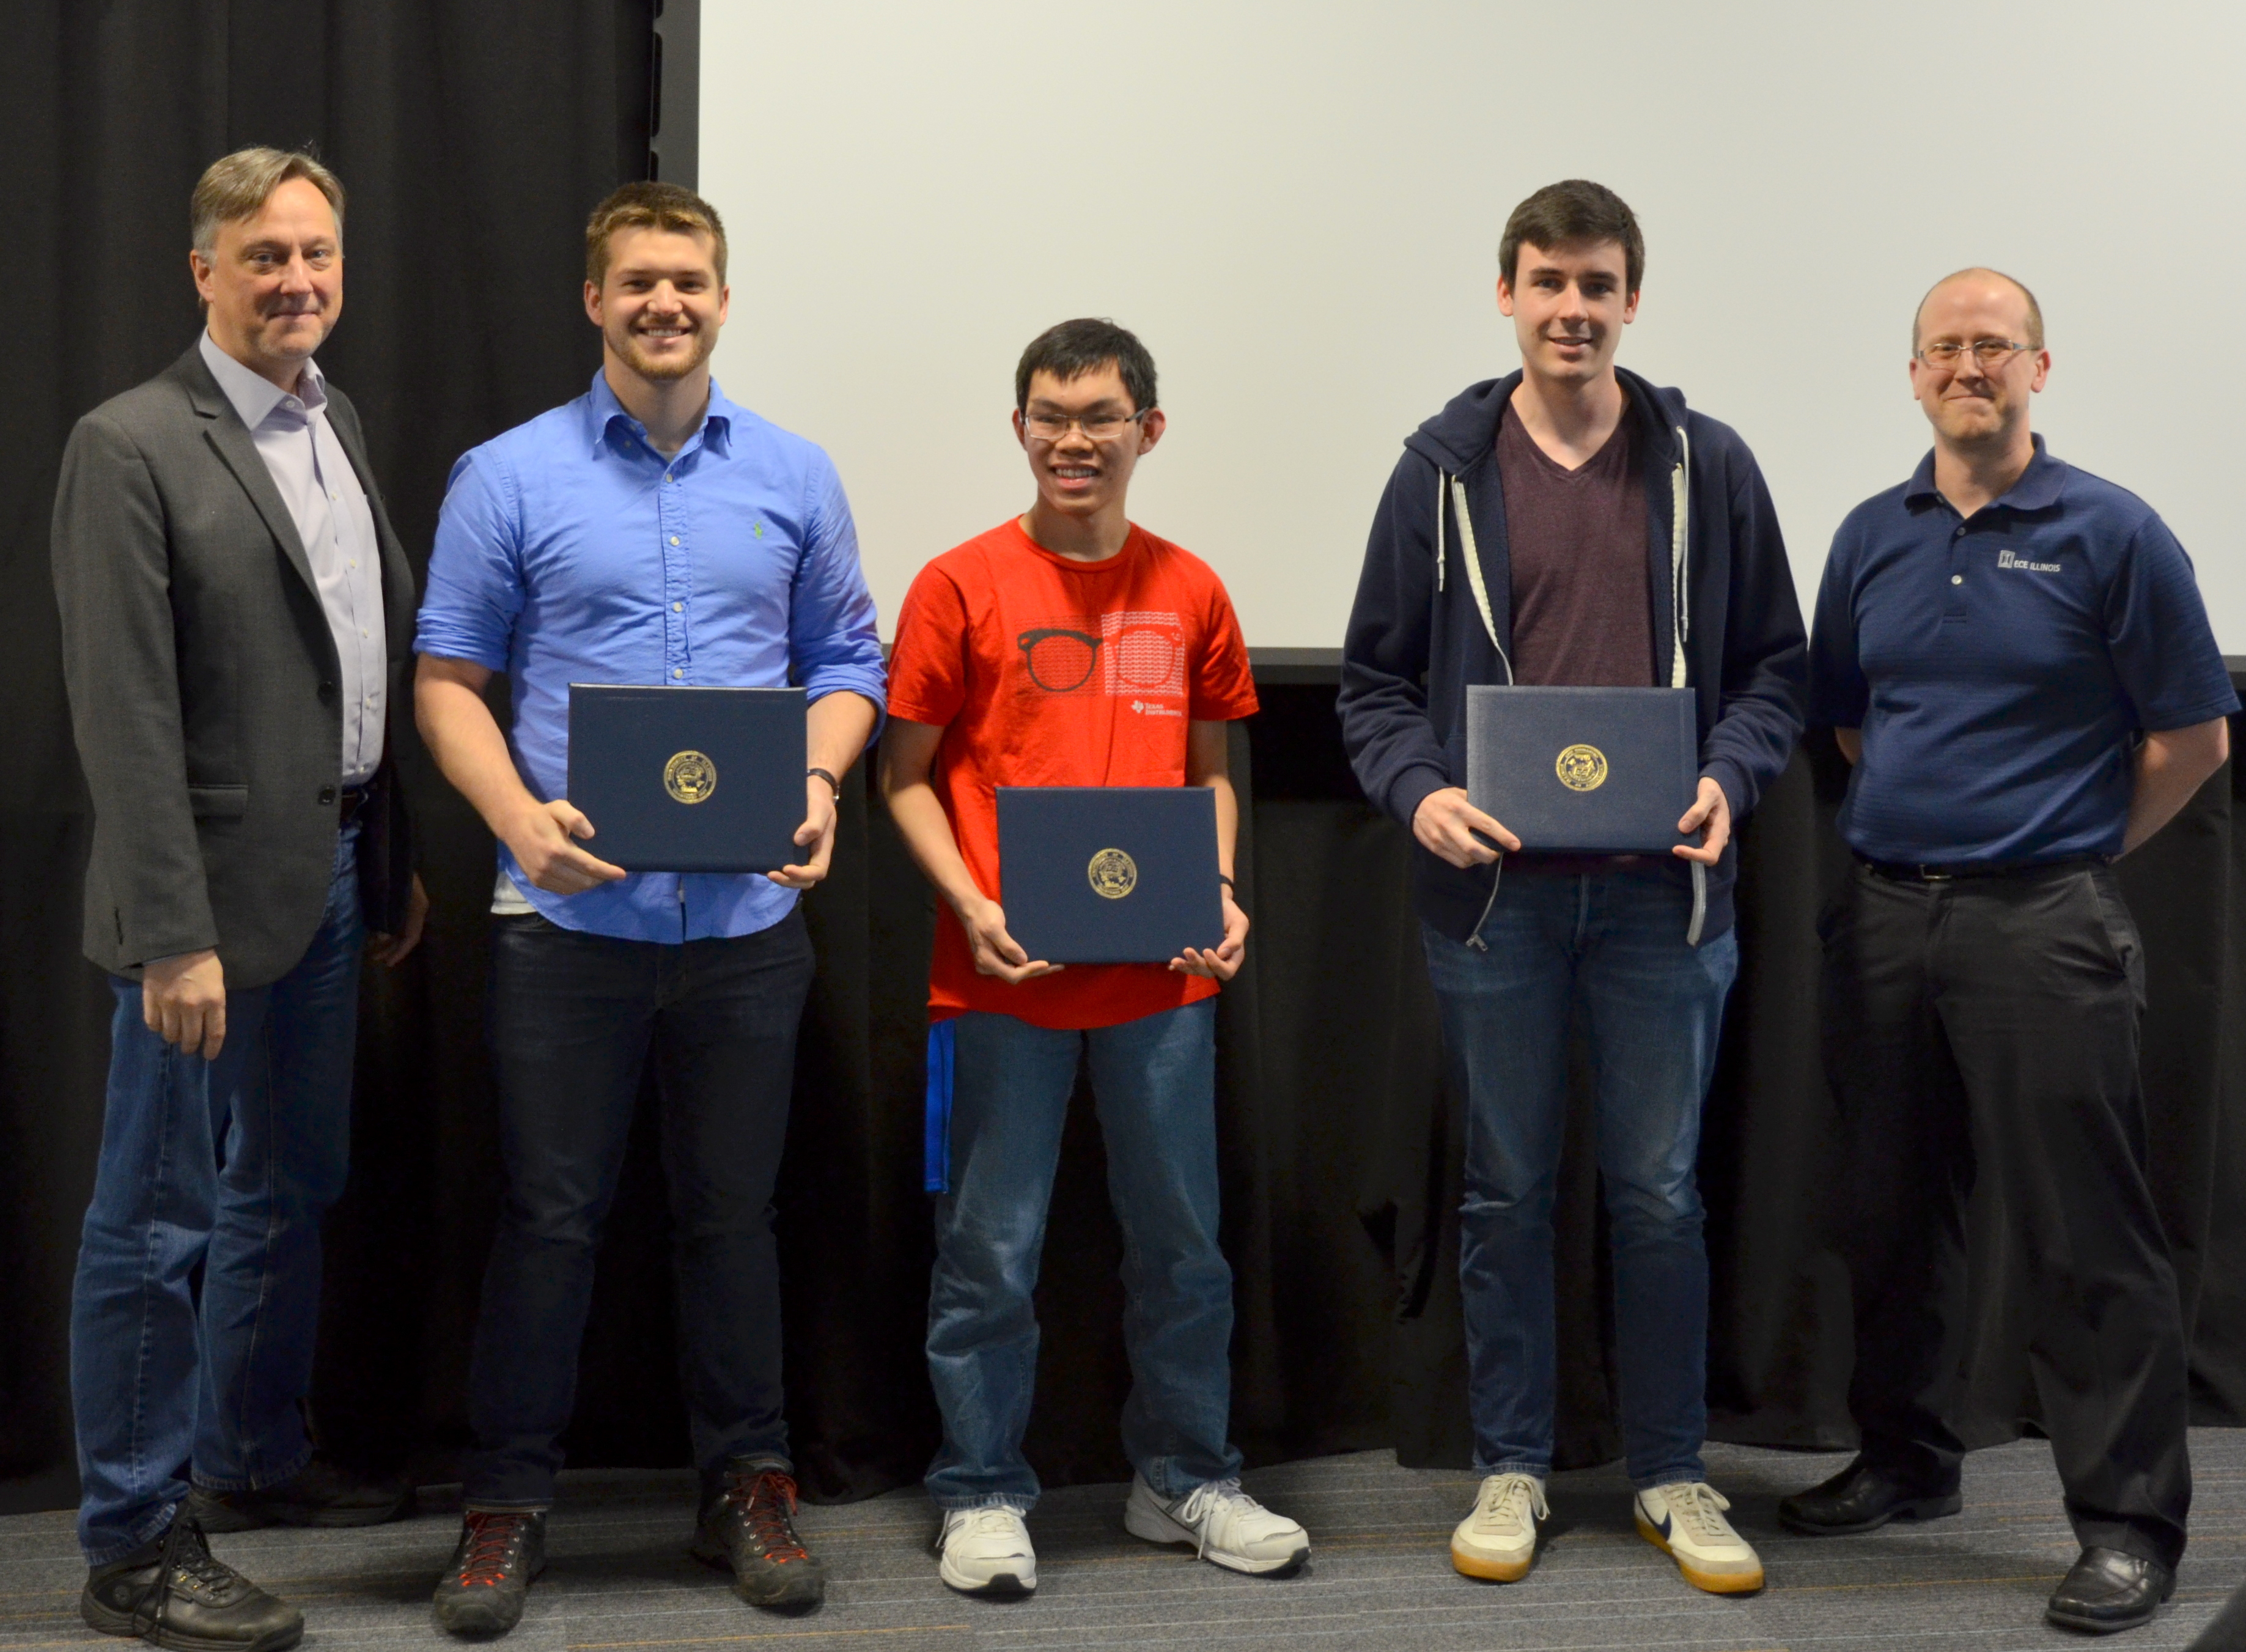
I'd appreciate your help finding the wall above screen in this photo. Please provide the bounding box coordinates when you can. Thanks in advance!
[701,3,2245,648]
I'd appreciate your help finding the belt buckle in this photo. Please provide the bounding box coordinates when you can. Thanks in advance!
[1916,865,1953,882]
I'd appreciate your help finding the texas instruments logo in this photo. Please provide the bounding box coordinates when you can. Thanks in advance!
[1997,548,2061,573]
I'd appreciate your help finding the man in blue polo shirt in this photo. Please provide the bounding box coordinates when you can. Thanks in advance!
[1787,268,2234,1635]
[413,183,884,1636]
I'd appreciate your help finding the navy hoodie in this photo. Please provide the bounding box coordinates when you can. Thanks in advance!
[1338,367,1807,945]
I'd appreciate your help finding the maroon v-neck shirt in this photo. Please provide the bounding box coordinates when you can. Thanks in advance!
[1495,400,1655,688]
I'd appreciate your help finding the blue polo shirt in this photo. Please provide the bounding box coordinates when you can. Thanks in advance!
[416,371,887,942]
[1810,437,2235,865]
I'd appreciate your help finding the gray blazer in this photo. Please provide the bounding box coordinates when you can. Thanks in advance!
[51,343,418,989]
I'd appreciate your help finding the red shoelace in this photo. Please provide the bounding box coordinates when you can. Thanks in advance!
[455,1510,534,1587]
[727,1469,810,1565]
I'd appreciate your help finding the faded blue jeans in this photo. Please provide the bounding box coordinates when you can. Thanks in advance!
[70,822,364,1563]
[1421,864,1737,1490]
[925,1000,1242,1510]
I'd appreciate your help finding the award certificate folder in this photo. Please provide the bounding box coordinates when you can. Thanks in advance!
[566,684,805,873]
[996,786,1224,965]
[1465,685,1698,855]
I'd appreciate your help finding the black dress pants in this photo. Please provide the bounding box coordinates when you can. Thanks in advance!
[1821,859,2190,1567]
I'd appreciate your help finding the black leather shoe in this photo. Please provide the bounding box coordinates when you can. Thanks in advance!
[1778,1456,1962,1535]
[2047,1546,2174,1634]
[81,1516,303,1650]
[690,1462,826,1612]
[188,1455,414,1531]
[432,1509,547,1638]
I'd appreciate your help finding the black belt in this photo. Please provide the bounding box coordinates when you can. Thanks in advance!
[1858,853,2106,884]
[337,785,370,826]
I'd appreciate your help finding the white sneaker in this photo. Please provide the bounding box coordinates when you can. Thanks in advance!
[936,1506,1036,1597]
[1634,1481,1764,1594]
[1124,1475,1309,1576]
[1451,1472,1548,1581]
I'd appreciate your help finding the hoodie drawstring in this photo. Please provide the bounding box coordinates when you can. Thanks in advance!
[1434,467,1446,592]
[1670,424,1706,948]
[1445,474,1510,951]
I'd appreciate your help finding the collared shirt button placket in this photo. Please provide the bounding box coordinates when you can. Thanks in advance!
[660,457,692,689]
[657,452,695,936]
[1944,518,1970,618]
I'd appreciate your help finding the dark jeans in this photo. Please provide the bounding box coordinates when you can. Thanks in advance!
[463,907,814,1507]
[1822,860,2191,1567]
[924,1001,1240,1510]
[1421,865,1737,1489]
[71,823,364,1563]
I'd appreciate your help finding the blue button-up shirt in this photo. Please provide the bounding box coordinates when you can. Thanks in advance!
[1810,436,2236,865]
[416,372,886,941]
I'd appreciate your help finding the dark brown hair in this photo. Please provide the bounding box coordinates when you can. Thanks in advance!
[1499,179,1644,295]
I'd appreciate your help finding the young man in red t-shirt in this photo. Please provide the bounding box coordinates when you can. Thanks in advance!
[880,319,1308,1598]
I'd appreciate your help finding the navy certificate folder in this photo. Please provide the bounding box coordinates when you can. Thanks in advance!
[997,787,1224,964]
[1465,685,1698,854]
[567,684,805,873]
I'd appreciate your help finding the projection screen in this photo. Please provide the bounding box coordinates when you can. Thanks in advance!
[699,2,2246,649]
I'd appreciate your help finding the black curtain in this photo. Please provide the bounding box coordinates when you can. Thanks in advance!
[0,0,656,1510]
[7,3,2245,1522]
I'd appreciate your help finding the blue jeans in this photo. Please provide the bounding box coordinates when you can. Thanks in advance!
[70,823,364,1563]
[925,1000,1242,1510]
[463,908,814,1507]
[1421,865,1738,1489]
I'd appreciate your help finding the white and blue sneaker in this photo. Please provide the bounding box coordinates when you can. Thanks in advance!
[1124,1475,1309,1576]
[1634,1481,1763,1594]
[937,1506,1036,1597]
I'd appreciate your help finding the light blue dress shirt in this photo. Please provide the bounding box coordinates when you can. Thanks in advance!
[199,332,386,784]
[415,371,886,942]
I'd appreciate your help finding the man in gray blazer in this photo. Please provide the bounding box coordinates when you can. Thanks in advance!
[51,147,425,1652]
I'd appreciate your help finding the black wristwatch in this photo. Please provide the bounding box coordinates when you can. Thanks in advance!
[807,767,841,797]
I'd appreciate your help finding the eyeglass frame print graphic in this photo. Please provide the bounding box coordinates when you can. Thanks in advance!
[1016,619,1185,695]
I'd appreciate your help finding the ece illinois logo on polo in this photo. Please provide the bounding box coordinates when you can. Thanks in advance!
[1088,848,1138,900]
[1555,743,1608,792]
[664,749,716,805]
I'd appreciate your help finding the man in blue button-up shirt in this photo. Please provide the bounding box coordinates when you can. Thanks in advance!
[415,183,883,1635]
[1785,268,2234,1635]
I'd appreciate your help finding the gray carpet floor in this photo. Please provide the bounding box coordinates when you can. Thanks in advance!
[6,1433,2244,1650]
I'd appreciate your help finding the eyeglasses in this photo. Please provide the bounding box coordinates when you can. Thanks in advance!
[1016,623,1184,694]
[1916,338,2035,372]
[1022,408,1148,443]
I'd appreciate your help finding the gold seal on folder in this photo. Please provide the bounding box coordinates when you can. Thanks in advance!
[1555,744,1608,792]
[664,750,716,805]
[1088,848,1138,899]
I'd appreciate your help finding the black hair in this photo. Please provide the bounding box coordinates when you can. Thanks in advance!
[1014,317,1158,414]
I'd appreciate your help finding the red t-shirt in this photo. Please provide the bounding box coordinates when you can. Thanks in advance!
[886,518,1260,1030]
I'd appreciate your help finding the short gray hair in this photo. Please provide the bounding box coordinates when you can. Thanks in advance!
[191,147,345,256]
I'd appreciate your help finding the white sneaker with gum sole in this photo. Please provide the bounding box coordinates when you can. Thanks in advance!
[937,1506,1036,1597]
[1451,1472,1548,1581]
[1635,1481,1764,1594]
[1124,1476,1309,1576]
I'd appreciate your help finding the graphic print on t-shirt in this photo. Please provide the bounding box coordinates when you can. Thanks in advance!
[1014,610,1187,701]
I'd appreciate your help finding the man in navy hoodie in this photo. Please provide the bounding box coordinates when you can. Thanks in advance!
[1338,180,1805,1594]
